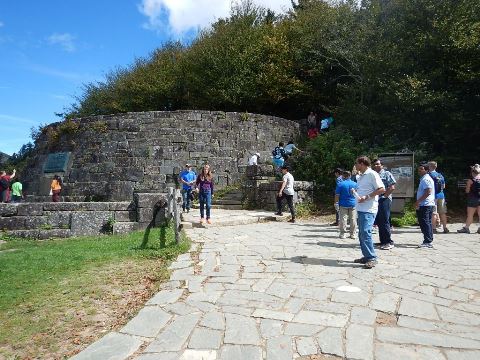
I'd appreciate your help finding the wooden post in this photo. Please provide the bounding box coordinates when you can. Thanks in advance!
[173,189,180,244]
[167,187,174,220]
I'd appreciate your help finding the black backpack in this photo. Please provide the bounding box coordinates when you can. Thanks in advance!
[272,146,285,159]
[471,178,480,198]
[429,173,443,195]
[0,177,9,191]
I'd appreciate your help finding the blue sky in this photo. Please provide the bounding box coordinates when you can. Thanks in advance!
[0,0,291,155]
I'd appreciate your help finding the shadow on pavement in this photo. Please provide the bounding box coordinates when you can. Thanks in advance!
[275,256,362,268]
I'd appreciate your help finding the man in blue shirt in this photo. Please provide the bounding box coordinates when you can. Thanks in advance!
[428,161,450,233]
[416,164,436,248]
[179,164,196,213]
[335,170,358,239]
[373,159,397,250]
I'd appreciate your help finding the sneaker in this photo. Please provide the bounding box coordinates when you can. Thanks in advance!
[349,235,356,240]
[354,257,368,264]
[339,233,347,239]
[477,228,480,234]
[200,218,205,224]
[457,227,470,234]
[275,212,283,216]
[418,243,434,249]
[364,260,377,269]
[443,228,449,234]
[380,243,394,250]
[206,219,212,224]
[288,219,296,223]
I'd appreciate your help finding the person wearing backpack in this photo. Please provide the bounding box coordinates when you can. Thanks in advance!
[457,164,480,234]
[428,161,450,234]
[0,169,16,203]
[271,142,286,169]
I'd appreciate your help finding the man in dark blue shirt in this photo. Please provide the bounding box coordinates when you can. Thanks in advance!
[179,164,196,213]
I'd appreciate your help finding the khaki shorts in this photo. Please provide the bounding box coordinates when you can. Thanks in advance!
[433,198,447,214]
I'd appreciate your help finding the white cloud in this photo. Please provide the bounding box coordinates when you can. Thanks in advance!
[138,0,292,34]
[47,32,76,52]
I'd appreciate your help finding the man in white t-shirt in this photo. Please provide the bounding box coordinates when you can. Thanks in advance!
[275,165,296,223]
[416,164,436,248]
[248,153,260,166]
[352,156,385,268]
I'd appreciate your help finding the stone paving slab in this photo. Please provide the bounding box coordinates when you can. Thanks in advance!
[74,219,480,359]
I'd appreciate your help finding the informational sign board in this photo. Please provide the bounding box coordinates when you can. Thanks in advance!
[43,152,71,173]
[378,153,415,198]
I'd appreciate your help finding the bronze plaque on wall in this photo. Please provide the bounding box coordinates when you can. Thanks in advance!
[43,152,71,173]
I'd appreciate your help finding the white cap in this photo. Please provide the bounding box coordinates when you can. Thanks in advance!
[255,152,260,157]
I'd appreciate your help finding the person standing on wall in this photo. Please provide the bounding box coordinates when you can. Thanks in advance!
[179,163,196,213]
[373,159,397,250]
[196,164,214,225]
[352,156,385,269]
[275,165,296,223]
[51,175,62,202]
[415,164,436,248]
[0,169,16,203]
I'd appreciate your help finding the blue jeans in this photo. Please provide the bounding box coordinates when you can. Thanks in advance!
[417,206,434,244]
[357,211,377,260]
[182,188,192,211]
[199,191,212,219]
[375,197,393,244]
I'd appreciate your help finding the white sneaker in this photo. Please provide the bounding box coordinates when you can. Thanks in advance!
[339,234,347,239]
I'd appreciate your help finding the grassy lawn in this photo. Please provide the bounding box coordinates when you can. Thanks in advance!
[0,226,190,359]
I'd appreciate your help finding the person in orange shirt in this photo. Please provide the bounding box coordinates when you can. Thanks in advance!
[50,175,62,202]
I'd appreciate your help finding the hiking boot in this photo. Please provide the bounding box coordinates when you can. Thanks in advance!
[457,227,470,234]
[354,257,368,264]
[380,243,394,250]
[364,260,377,269]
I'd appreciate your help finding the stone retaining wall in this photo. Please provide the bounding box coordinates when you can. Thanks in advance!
[0,192,173,239]
[22,111,300,201]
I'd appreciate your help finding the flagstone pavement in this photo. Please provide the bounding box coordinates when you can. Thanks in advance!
[73,220,480,360]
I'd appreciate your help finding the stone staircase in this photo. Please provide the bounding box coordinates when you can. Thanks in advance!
[192,188,244,210]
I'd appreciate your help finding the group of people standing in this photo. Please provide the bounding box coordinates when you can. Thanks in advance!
[179,163,214,224]
[307,111,334,138]
[333,157,459,269]
[0,169,22,203]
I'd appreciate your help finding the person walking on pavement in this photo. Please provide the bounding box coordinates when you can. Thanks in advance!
[352,156,385,269]
[179,163,196,213]
[335,170,358,239]
[457,164,480,234]
[416,164,436,248]
[428,161,450,233]
[275,165,296,223]
[373,159,396,250]
[196,164,214,224]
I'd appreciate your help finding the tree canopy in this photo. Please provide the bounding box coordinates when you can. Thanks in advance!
[64,0,479,176]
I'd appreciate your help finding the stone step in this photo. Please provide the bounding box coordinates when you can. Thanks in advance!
[6,229,71,239]
[191,204,243,210]
[181,209,288,228]
[212,199,243,205]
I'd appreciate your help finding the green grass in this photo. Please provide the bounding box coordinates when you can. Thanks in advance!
[0,225,190,358]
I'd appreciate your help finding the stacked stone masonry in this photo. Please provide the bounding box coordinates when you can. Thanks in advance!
[23,111,300,201]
